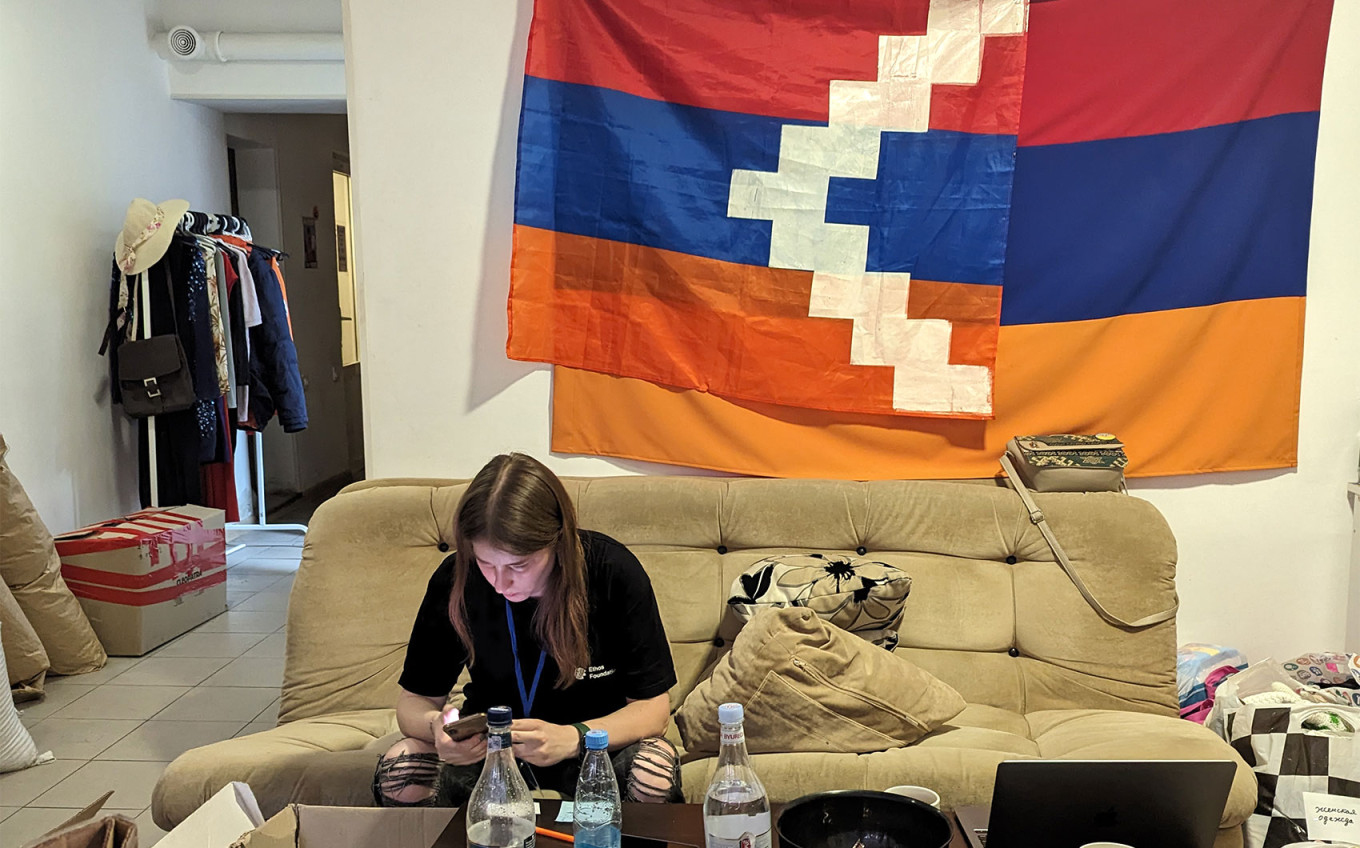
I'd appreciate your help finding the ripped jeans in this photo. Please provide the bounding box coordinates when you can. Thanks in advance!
[374,736,682,808]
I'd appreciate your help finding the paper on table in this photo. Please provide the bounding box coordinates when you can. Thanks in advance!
[556,802,574,823]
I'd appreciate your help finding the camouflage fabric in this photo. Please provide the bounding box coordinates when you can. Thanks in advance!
[1014,434,1128,470]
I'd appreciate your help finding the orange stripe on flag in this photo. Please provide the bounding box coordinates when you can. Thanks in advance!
[510,225,1000,418]
[549,297,1304,479]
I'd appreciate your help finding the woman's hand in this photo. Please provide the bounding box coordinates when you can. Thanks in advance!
[510,719,579,766]
[433,716,488,765]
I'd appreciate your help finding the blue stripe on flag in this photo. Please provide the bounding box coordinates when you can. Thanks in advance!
[516,75,795,268]
[826,130,1016,285]
[515,76,1014,284]
[1001,111,1320,325]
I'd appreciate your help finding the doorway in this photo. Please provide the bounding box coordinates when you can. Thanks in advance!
[225,114,364,526]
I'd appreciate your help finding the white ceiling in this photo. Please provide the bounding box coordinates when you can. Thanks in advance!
[146,0,343,34]
[148,0,345,113]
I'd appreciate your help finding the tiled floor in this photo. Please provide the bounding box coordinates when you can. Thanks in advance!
[1,528,304,846]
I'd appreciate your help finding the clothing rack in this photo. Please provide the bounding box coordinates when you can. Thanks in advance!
[226,431,308,538]
[180,211,253,241]
[141,210,306,537]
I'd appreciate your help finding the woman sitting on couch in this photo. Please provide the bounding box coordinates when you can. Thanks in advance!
[374,452,682,807]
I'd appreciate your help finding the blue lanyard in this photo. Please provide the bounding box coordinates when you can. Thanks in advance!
[505,599,547,717]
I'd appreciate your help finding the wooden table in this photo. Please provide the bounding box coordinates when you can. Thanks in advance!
[434,800,966,848]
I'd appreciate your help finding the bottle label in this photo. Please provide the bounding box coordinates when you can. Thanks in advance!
[704,828,771,848]
[705,814,771,848]
[487,730,511,752]
[467,826,530,848]
[719,726,745,746]
[469,837,534,848]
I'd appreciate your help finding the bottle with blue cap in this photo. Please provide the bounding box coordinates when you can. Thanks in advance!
[573,729,622,848]
[467,706,536,848]
[703,703,770,848]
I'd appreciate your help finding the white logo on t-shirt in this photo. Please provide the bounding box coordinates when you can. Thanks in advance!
[574,665,616,681]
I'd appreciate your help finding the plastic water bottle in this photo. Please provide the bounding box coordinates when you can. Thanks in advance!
[573,729,622,848]
[703,703,771,848]
[467,706,536,848]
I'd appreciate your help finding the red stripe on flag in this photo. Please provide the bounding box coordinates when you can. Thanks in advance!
[65,569,227,607]
[526,0,929,123]
[930,35,1027,135]
[1020,0,1333,146]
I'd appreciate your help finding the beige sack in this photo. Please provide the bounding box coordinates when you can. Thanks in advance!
[675,606,966,755]
[0,578,49,699]
[0,434,107,675]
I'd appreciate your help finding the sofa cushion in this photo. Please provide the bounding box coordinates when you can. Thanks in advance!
[727,554,911,648]
[675,607,964,754]
[680,706,1255,834]
[1026,708,1260,827]
[151,709,397,830]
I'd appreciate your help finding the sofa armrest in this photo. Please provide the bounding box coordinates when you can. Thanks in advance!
[151,709,397,830]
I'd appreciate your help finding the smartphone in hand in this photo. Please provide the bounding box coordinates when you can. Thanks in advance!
[443,712,488,742]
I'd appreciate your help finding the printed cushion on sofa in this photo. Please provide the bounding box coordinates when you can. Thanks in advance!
[727,553,911,648]
[675,606,964,755]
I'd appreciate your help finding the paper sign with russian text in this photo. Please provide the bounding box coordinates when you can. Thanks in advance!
[1303,791,1360,844]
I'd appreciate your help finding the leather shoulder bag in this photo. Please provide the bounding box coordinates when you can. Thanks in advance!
[116,272,196,418]
[1000,434,1177,630]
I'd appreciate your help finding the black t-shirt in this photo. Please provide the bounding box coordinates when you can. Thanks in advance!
[399,530,677,724]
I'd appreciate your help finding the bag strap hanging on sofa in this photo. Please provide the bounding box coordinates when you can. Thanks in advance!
[1000,454,1177,630]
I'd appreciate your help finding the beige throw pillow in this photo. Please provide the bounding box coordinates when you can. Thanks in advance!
[676,606,965,755]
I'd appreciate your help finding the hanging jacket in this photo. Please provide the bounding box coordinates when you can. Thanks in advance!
[246,247,308,432]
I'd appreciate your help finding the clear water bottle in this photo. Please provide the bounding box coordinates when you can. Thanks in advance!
[466,706,536,848]
[703,703,771,848]
[573,729,622,848]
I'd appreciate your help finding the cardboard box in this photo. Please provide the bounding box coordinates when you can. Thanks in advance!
[22,791,137,848]
[157,782,264,848]
[237,806,456,848]
[54,506,228,656]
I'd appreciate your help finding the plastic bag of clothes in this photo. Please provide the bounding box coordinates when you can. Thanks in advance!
[1226,702,1359,848]
[1282,652,1360,708]
[1178,642,1248,724]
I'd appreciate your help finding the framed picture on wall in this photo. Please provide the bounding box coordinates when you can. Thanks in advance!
[303,217,318,268]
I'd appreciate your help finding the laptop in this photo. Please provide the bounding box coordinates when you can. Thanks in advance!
[955,759,1237,848]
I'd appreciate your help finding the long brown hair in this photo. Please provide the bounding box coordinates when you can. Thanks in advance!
[448,453,589,689]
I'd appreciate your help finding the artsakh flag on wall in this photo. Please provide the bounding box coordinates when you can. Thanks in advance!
[509,0,1029,417]
[514,0,1335,479]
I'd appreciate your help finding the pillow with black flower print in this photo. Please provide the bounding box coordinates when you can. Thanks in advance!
[728,554,911,649]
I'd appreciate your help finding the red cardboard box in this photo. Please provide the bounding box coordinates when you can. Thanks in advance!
[54,505,228,656]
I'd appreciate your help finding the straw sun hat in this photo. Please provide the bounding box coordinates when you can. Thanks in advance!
[114,198,190,275]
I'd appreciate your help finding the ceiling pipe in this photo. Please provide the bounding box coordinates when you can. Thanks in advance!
[162,27,343,63]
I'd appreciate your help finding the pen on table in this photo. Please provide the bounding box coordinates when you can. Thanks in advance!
[535,826,574,843]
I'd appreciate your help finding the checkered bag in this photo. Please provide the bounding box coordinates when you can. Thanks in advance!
[1226,703,1360,847]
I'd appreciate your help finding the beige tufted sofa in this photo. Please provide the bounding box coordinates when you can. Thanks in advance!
[152,476,1256,846]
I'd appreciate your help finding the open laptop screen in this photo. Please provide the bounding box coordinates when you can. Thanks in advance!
[976,759,1237,848]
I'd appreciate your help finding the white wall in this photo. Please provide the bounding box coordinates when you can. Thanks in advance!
[344,0,1360,661]
[1138,2,1360,659]
[0,0,230,533]
[225,113,354,495]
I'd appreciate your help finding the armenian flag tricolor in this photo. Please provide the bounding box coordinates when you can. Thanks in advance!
[510,0,1334,478]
